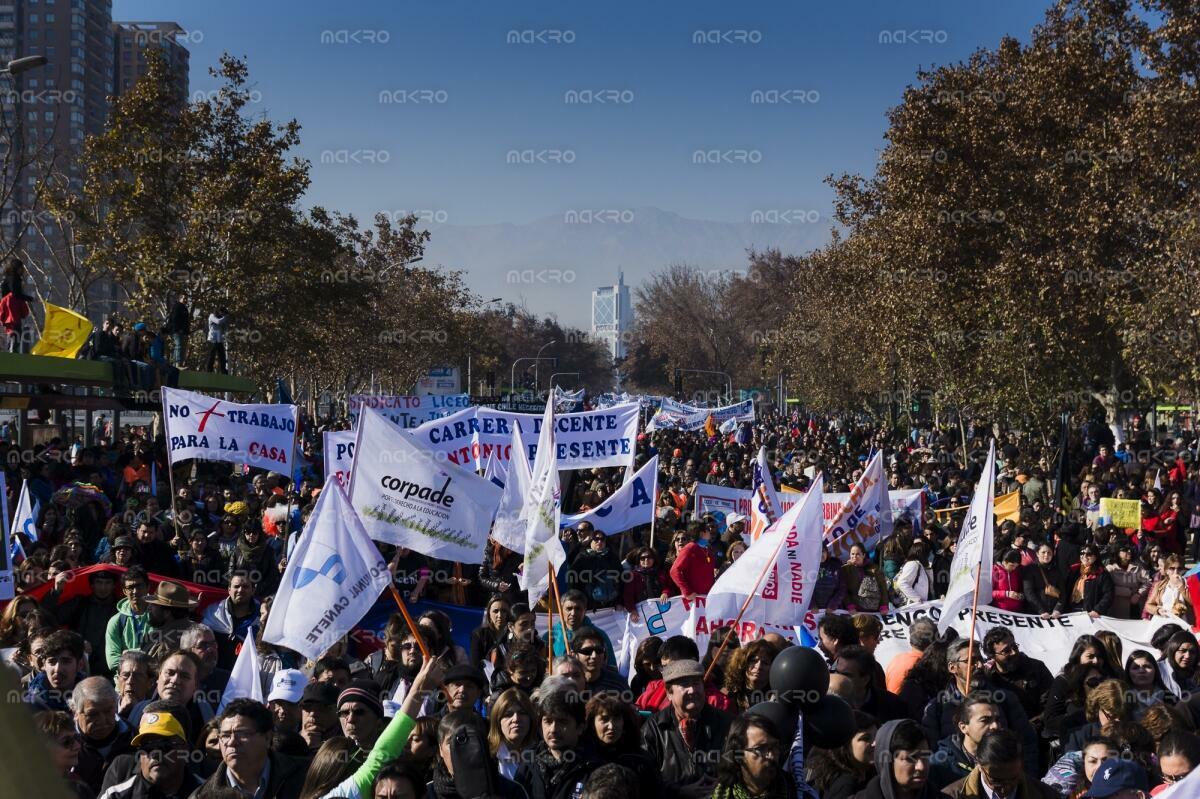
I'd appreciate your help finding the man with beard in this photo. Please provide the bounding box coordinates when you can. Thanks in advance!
[71,676,133,794]
[180,623,231,708]
[96,710,205,799]
[981,627,1054,722]
[377,625,437,718]
[142,582,198,662]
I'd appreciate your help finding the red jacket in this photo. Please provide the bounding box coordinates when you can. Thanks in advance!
[991,564,1023,611]
[635,678,733,712]
[670,542,716,596]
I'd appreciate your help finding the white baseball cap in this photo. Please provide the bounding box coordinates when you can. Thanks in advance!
[725,513,746,525]
[267,669,308,704]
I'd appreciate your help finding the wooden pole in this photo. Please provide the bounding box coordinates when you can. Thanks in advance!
[702,531,789,684]
[388,583,430,660]
[546,562,554,671]
[548,563,571,656]
[963,563,985,691]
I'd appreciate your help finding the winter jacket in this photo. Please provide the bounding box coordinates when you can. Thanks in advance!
[990,565,1023,611]
[943,767,1058,799]
[929,734,974,791]
[922,681,1039,774]
[622,566,676,612]
[811,555,848,610]
[634,678,733,713]
[1054,565,1114,615]
[100,770,205,799]
[640,704,732,798]
[569,546,623,609]
[1021,563,1061,615]
[104,598,150,672]
[850,719,943,799]
[1107,563,1151,618]
[894,560,932,606]
[669,542,715,597]
[192,751,305,799]
[989,653,1054,723]
[514,744,601,799]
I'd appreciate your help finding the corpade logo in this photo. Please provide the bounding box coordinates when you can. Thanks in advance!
[379,475,456,509]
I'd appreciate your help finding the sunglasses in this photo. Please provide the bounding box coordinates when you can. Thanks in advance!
[576,646,603,657]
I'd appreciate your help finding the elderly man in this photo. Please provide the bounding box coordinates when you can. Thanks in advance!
[96,709,206,799]
[71,676,133,794]
[197,698,306,799]
[641,659,732,794]
[338,680,386,750]
[180,622,231,708]
[116,650,156,718]
[299,680,341,752]
[267,669,308,735]
[128,650,214,742]
[441,664,488,714]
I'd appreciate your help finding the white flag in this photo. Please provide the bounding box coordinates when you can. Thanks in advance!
[491,423,532,553]
[350,406,501,563]
[938,441,997,635]
[161,387,298,471]
[825,451,892,560]
[696,474,825,633]
[749,446,781,541]
[518,396,566,606]
[560,456,657,536]
[0,472,13,600]
[1155,469,1163,492]
[264,480,393,661]
[484,451,507,489]
[13,480,39,545]
[323,430,356,490]
[218,635,264,712]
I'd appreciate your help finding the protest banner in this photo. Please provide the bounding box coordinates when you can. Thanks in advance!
[748,446,781,542]
[350,407,501,563]
[1100,497,1142,528]
[695,483,924,535]
[162,387,298,471]
[410,402,638,471]
[348,393,470,428]
[323,430,356,490]
[824,451,892,560]
[560,456,657,535]
[647,398,755,432]
[264,480,393,661]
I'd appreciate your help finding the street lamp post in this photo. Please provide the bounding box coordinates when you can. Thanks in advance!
[532,339,556,395]
[549,372,580,391]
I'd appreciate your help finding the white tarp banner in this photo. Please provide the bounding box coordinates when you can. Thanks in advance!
[264,480,393,661]
[350,407,501,563]
[560,456,657,535]
[411,403,639,471]
[162,387,298,471]
[348,393,470,429]
[647,398,755,432]
[695,483,924,535]
[323,430,356,490]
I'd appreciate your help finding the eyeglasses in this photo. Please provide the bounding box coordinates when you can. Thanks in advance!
[744,745,781,761]
[1162,772,1187,784]
[577,646,602,657]
[399,642,420,651]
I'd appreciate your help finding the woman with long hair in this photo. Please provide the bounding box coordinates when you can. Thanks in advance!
[1144,554,1193,625]
[1125,649,1175,713]
[897,636,953,721]
[0,593,39,647]
[1054,545,1114,618]
[488,688,537,780]
[418,609,467,666]
[1042,635,1125,741]
[630,636,662,697]
[893,539,932,607]
[622,546,674,615]
[842,543,888,613]
[479,541,523,606]
[1160,632,1200,697]
[805,711,879,799]
[300,737,365,799]
[721,639,777,712]
[469,594,511,669]
[584,693,659,795]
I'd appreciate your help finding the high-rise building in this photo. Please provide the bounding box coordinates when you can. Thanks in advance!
[112,21,188,99]
[591,271,631,361]
[0,4,188,317]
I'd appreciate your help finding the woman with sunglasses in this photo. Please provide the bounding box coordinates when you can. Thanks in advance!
[1054,545,1114,619]
[1144,554,1193,624]
[622,547,674,620]
[32,710,90,799]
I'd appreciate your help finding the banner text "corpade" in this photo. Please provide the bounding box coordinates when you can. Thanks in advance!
[380,475,455,508]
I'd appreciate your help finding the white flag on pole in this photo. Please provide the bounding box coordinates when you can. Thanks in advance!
[825,451,892,560]
[13,480,39,545]
[218,635,264,712]
[350,406,501,563]
[938,441,997,635]
[264,479,393,661]
[693,474,825,634]
[323,430,356,490]
[748,446,781,541]
[560,456,657,536]
[484,451,507,488]
[491,423,532,554]
[518,396,566,606]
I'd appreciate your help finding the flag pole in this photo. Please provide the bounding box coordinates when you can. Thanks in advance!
[702,530,790,684]
[548,562,571,656]
[388,583,431,661]
[963,563,985,690]
[546,562,554,671]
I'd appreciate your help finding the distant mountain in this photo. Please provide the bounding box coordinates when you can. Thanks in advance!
[421,206,830,327]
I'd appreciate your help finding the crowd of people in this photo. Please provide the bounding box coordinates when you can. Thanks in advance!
[2,405,1200,799]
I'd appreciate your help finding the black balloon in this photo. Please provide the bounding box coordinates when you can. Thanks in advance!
[769,646,829,708]
[802,694,856,749]
[747,700,798,740]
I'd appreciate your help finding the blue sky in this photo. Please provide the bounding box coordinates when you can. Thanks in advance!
[114,0,1055,228]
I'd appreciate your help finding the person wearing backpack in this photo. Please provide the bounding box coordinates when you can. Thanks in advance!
[568,529,623,610]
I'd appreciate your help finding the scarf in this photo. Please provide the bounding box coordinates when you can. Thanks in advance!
[712,776,791,799]
[535,744,577,792]
[235,535,266,564]
[431,760,459,799]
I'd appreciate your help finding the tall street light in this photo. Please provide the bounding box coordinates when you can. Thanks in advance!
[1,55,48,76]
[533,339,556,396]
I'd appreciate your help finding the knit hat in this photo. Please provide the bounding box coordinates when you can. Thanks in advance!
[337,679,384,718]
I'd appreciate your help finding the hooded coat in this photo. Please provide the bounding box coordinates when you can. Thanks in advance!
[850,719,942,799]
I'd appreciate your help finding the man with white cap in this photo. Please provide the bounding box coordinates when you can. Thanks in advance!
[724,513,748,543]
[267,669,308,735]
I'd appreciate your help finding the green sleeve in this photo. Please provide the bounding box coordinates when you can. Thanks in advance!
[350,712,417,795]
[104,615,122,671]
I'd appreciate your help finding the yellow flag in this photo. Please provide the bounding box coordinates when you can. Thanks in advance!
[994,490,1022,524]
[31,303,93,358]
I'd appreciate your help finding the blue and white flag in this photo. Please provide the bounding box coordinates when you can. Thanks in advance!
[264,479,393,661]
[484,452,507,489]
[518,397,566,606]
[561,456,657,536]
[218,634,264,713]
[13,479,39,545]
[749,446,781,542]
